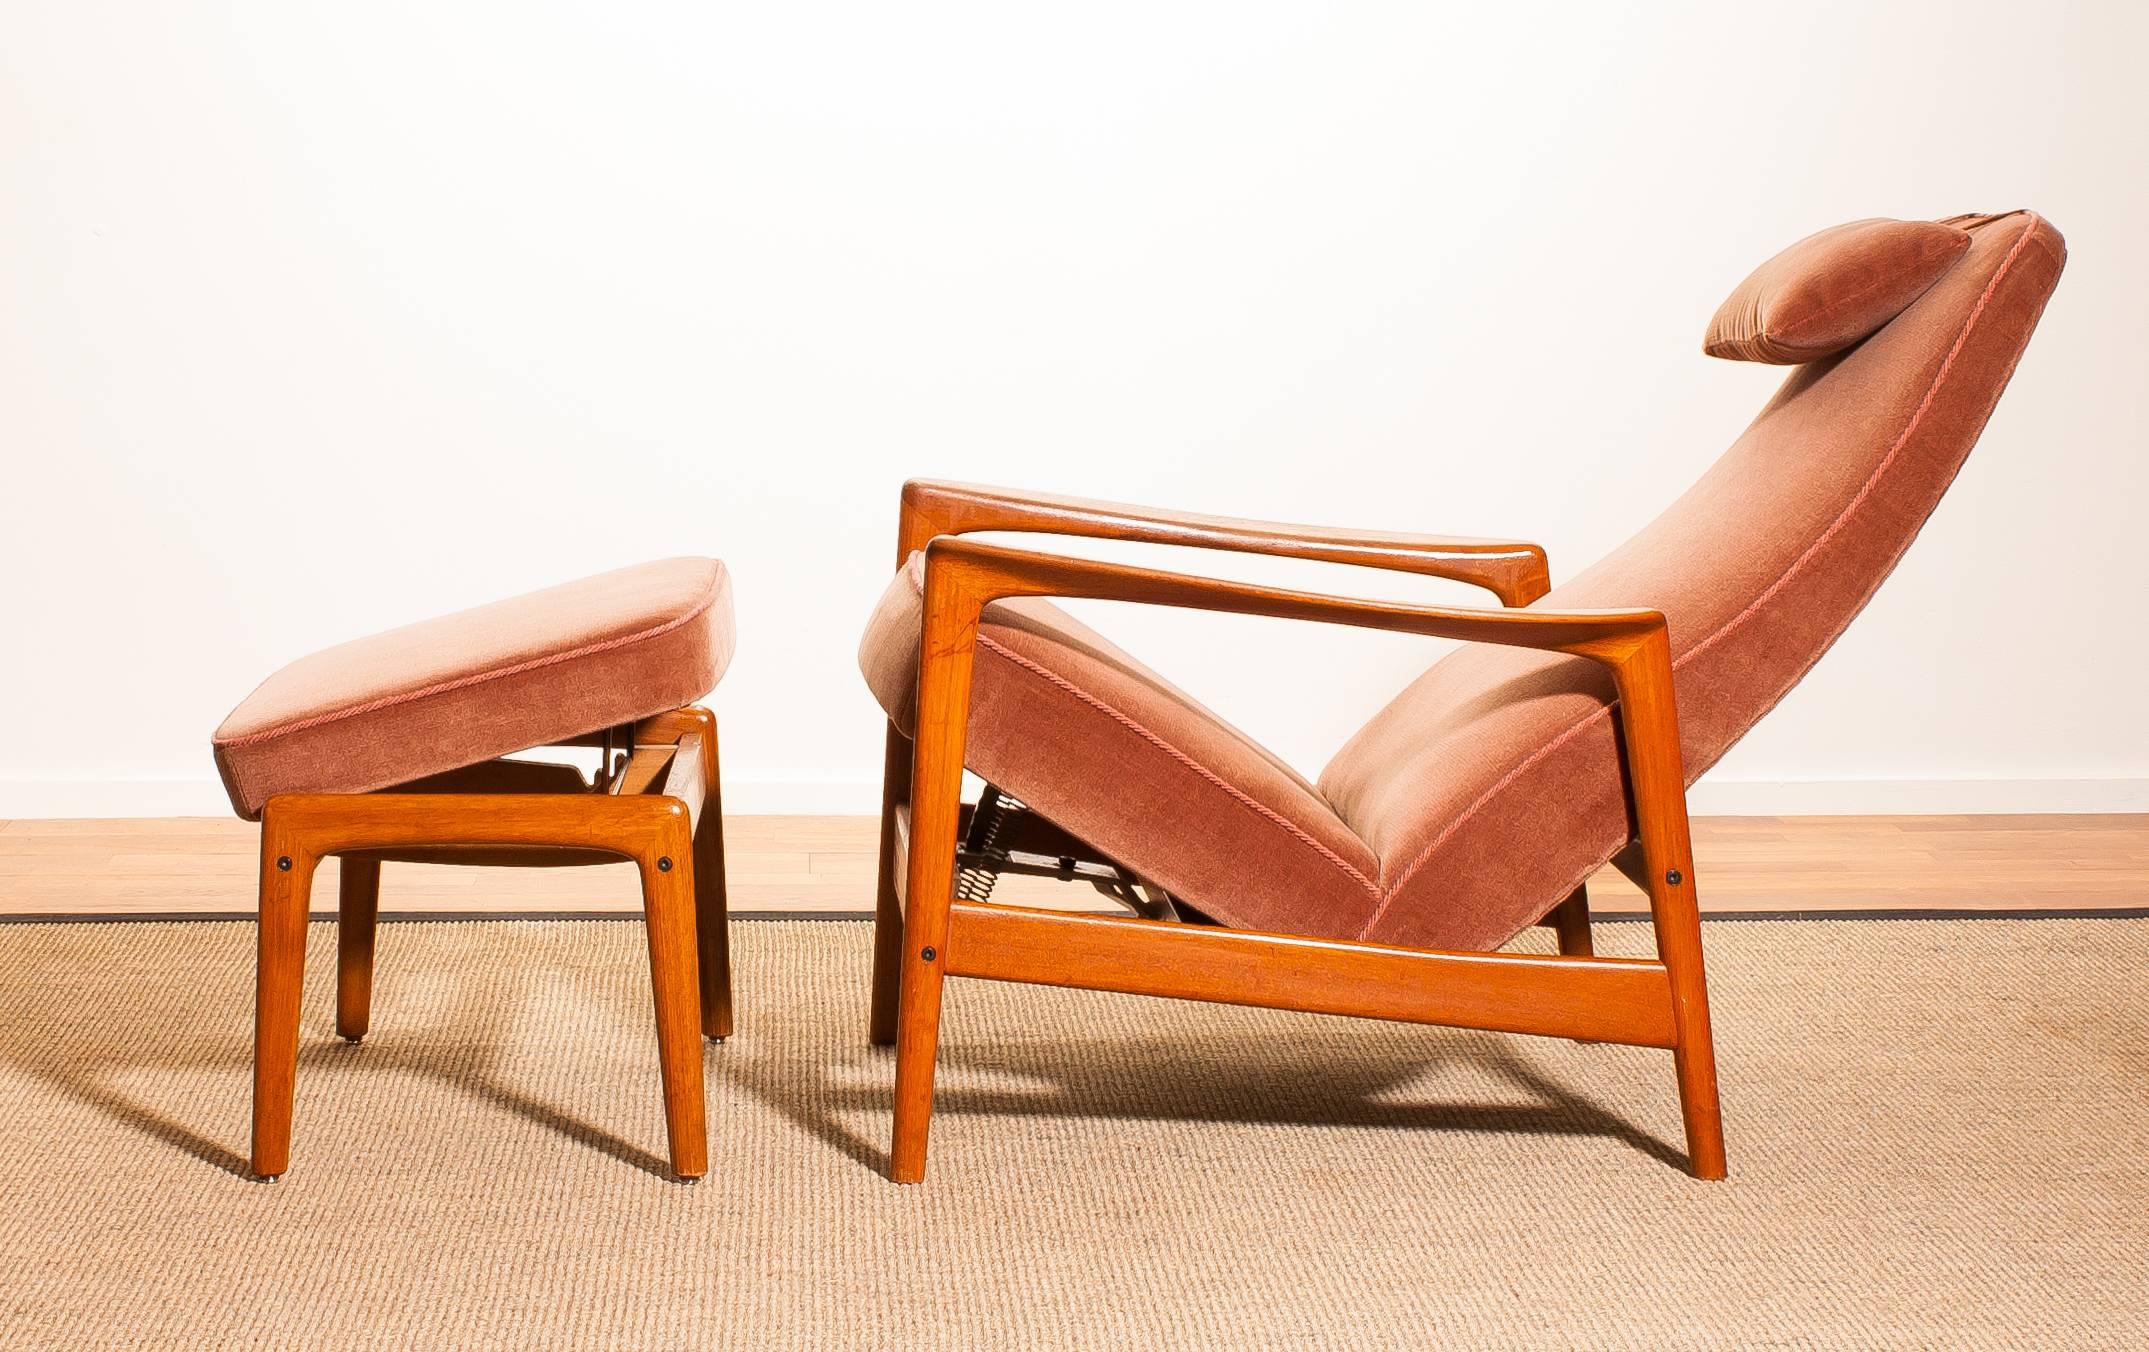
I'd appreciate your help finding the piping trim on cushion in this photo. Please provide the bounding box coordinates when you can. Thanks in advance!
[214,563,728,752]
[977,633,1384,903]
[1360,214,2047,940]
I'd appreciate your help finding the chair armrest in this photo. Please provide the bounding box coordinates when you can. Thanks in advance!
[895,478,1552,606]
[918,536,1654,664]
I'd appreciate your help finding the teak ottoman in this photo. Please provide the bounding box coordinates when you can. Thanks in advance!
[210,558,736,1183]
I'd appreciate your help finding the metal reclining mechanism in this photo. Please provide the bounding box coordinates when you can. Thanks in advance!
[954,785,1180,921]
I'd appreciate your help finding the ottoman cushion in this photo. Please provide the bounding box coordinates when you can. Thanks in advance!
[213,558,734,819]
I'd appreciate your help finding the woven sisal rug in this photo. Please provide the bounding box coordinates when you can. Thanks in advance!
[1,917,2143,1348]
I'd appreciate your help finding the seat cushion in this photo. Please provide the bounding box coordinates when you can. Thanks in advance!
[213,558,734,819]
[859,553,1383,935]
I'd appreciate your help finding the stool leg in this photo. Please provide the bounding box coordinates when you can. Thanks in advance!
[693,715,734,1042]
[640,824,708,1181]
[336,857,381,1042]
[252,815,316,1181]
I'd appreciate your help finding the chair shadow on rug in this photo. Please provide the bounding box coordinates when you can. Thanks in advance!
[0,924,699,1181]
[728,1018,1688,1177]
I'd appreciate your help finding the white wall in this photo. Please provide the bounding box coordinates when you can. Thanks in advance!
[3,1,2144,818]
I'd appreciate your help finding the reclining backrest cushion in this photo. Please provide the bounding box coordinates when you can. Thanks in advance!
[1321,212,2065,952]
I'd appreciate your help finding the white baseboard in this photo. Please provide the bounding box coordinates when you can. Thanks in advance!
[0,778,239,819]
[1,774,2144,821]
[0,775,890,820]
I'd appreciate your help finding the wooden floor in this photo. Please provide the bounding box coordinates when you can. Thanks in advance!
[2,815,2146,920]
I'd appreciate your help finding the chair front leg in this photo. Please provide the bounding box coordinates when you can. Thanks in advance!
[888,744,960,1183]
[252,810,319,1181]
[888,563,985,1183]
[335,856,381,1042]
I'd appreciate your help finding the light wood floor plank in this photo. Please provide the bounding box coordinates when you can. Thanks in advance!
[1,815,2144,919]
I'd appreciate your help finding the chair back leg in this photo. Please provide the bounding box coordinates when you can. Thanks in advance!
[1610,637,1728,1181]
[335,857,381,1042]
[868,725,914,1047]
[1650,867,1726,1179]
[1550,883,1593,957]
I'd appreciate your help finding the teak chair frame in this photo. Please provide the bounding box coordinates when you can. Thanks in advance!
[868,481,1725,1183]
[249,705,730,1183]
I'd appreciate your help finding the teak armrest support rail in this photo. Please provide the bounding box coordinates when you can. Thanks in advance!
[885,535,1725,1183]
[914,536,1658,659]
[896,478,1553,606]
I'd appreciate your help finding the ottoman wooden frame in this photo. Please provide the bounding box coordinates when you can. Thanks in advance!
[249,705,730,1184]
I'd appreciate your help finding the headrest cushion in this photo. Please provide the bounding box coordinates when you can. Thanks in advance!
[1704,218,1972,364]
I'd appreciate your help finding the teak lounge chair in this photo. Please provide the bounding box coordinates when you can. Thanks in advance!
[857,210,2066,1182]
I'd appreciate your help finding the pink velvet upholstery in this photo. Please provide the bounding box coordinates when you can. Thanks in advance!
[1704,218,1972,364]
[859,211,2065,952]
[860,554,1381,932]
[214,558,734,819]
[1330,210,2063,949]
